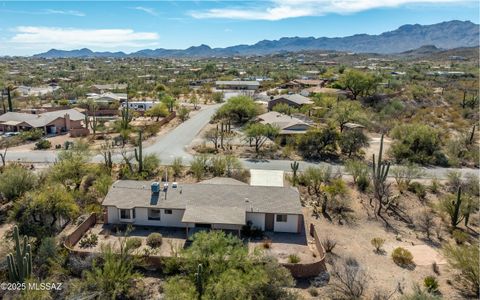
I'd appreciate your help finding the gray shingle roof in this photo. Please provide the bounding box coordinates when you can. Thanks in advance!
[0,109,85,128]
[272,94,313,105]
[102,180,302,215]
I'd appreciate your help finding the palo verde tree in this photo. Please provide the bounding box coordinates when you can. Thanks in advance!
[244,123,279,154]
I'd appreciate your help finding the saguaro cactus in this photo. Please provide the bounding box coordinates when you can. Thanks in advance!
[291,161,299,186]
[451,187,464,227]
[134,131,143,173]
[195,264,203,300]
[7,226,32,283]
[372,134,391,216]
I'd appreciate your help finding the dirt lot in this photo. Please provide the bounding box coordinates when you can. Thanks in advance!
[297,178,478,299]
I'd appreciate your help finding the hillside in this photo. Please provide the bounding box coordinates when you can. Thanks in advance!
[33,20,479,58]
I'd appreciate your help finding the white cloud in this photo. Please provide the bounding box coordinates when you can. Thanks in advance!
[43,9,86,17]
[190,0,471,21]
[132,6,158,16]
[9,27,160,49]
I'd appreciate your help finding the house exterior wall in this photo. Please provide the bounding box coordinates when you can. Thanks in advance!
[211,224,242,231]
[246,212,265,230]
[274,214,299,233]
[107,206,119,224]
[132,208,185,227]
[107,207,185,227]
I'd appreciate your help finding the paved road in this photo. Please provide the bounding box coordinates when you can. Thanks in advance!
[5,103,479,179]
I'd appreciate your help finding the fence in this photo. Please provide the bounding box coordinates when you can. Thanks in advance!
[64,214,97,249]
[280,223,327,278]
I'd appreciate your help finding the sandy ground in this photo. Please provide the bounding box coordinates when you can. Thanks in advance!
[298,181,473,300]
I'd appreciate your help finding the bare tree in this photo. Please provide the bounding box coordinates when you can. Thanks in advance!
[330,257,368,299]
[204,126,220,150]
[415,209,436,240]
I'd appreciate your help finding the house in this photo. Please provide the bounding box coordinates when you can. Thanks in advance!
[267,94,314,110]
[256,111,312,135]
[16,85,60,97]
[300,87,349,97]
[87,92,128,104]
[215,81,260,91]
[0,109,86,135]
[102,180,304,234]
[90,83,128,94]
[282,79,324,90]
[121,101,157,112]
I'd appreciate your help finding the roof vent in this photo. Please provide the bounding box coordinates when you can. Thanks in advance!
[151,182,160,193]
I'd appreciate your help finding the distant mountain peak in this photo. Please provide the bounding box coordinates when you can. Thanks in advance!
[32,20,479,58]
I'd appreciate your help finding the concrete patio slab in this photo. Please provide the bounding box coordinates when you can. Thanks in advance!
[250,169,284,187]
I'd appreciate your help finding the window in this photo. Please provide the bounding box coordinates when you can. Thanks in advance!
[276,214,288,222]
[120,209,131,219]
[164,209,172,215]
[148,209,161,220]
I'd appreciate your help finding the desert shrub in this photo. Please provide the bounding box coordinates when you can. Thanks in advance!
[391,247,414,267]
[171,157,183,178]
[423,276,439,293]
[370,237,385,253]
[297,127,339,159]
[330,257,367,299]
[400,284,441,300]
[452,229,469,245]
[128,237,142,249]
[19,129,44,141]
[209,155,226,176]
[288,254,301,264]
[429,177,441,194]
[322,237,337,253]
[415,209,436,241]
[35,139,52,150]
[443,243,479,296]
[190,154,208,181]
[390,123,446,166]
[79,233,98,248]
[408,182,427,201]
[146,232,163,248]
[391,163,424,192]
[0,164,37,201]
[345,159,369,185]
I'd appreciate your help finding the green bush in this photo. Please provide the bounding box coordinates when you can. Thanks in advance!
[146,232,163,248]
[452,229,469,245]
[392,247,414,267]
[19,129,44,141]
[423,276,439,293]
[371,237,385,253]
[408,182,427,201]
[128,237,142,249]
[79,233,98,248]
[288,254,301,264]
[35,139,52,150]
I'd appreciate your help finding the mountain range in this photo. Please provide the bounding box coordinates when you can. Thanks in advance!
[33,20,479,58]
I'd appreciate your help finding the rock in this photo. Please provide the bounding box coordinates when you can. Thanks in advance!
[311,271,330,287]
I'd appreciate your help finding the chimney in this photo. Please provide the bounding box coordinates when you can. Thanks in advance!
[64,113,71,131]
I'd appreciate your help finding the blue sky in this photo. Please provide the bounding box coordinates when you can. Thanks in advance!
[0,1,478,56]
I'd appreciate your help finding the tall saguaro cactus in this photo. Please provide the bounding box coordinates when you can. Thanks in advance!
[134,131,143,173]
[372,134,391,216]
[451,187,464,228]
[291,161,299,186]
[195,264,203,300]
[7,226,32,283]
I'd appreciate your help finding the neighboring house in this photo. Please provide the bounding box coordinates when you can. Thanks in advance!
[16,85,60,97]
[90,83,128,94]
[121,101,157,112]
[87,92,128,104]
[102,180,304,234]
[282,79,324,90]
[300,87,349,97]
[267,94,314,110]
[215,81,260,91]
[0,109,85,135]
[256,111,312,135]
